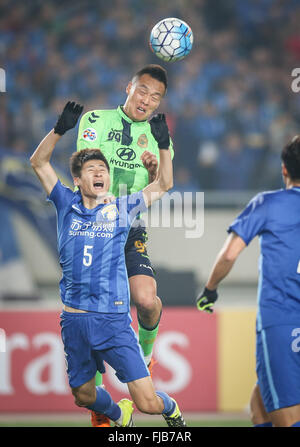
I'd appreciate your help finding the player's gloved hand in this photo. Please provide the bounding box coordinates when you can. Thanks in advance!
[149,113,170,150]
[196,287,218,313]
[54,101,84,135]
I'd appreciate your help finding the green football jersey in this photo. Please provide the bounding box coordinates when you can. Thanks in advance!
[76,106,173,197]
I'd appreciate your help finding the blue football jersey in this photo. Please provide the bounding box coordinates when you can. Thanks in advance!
[48,180,147,313]
[228,187,300,330]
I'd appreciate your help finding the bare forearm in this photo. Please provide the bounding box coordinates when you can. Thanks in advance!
[30,129,61,168]
[206,254,236,290]
[206,233,246,290]
[142,149,173,207]
[30,129,60,195]
[157,149,173,191]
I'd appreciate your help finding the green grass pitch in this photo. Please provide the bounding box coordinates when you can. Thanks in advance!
[0,418,252,427]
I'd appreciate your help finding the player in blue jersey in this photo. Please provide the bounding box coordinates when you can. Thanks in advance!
[76,66,173,427]
[30,101,186,427]
[196,135,300,427]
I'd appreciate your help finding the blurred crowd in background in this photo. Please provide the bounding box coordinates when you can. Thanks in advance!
[1,0,300,192]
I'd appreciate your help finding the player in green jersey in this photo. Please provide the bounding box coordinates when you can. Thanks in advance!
[76,65,173,427]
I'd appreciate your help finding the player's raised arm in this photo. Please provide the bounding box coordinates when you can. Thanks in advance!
[30,101,83,195]
[142,113,173,207]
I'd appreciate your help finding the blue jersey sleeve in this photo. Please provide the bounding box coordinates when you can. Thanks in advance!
[47,180,74,215]
[228,193,267,245]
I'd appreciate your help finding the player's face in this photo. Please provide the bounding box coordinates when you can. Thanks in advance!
[74,160,110,199]
[124,74,166,121]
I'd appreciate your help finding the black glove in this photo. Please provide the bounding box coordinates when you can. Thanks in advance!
[196,287,218,314]
[54,101,84,135]
[149,113,170,149]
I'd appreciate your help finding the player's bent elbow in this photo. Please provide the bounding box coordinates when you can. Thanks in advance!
[166,179,174,191]
[222,250,238,264]
[223,253,236,265]
[159,179,173,193]
[29,155,38,168]
[30,155,44,171]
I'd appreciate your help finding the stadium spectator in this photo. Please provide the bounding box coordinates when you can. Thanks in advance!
[1,0,300,192]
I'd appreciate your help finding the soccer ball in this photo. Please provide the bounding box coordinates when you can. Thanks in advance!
[149,18,193,62]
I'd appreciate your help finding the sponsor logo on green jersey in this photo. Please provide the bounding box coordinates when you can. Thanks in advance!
[117,148,136,161]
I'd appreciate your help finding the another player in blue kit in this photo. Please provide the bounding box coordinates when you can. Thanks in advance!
[30,101,186,427]
[196,136,300,427]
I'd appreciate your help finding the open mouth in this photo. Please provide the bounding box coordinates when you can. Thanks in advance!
[137,106,146,113]
[93,182,104,189]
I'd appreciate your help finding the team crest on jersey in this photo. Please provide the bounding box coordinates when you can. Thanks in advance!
[137,133,148,148]
[82,128,97,141]
[100,204,119,221]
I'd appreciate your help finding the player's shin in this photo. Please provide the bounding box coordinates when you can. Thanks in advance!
[138,311,161,366]
[86,386,121,422]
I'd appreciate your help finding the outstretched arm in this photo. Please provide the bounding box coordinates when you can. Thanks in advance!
[142,114,173,207]
[196,232,246,313]
[30,101,83,195]
[206,232,246,290]
[30,130,61,195]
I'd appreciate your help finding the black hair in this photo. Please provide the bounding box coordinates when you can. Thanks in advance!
[70,148,110,178]
[133,64,168,91]
[281,136,300,180]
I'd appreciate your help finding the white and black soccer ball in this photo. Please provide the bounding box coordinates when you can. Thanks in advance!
[149,18,193,62]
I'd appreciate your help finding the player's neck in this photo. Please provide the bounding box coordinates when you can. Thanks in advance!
[285,178,300,189]
[121,105,132,121]
[81,195,107,209]
[81,197,97,209]
[121,104,146,123]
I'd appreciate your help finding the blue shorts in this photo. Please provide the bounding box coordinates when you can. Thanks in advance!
[256,325,300,413]
[125,225,155,278]
[60,310,150,388]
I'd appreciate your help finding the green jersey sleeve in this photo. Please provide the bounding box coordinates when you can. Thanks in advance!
[77,110,105,151]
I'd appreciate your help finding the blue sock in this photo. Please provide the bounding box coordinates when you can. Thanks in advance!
[86,386,121,421]
[291,421,300,427]
[254,422,272,427]
[156,391,176,416]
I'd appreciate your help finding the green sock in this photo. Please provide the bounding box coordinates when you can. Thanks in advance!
[95,371,103,386]
[138,317,160,365]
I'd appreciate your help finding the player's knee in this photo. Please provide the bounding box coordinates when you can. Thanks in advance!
[72,387,95,408]
[135,291,159,313]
